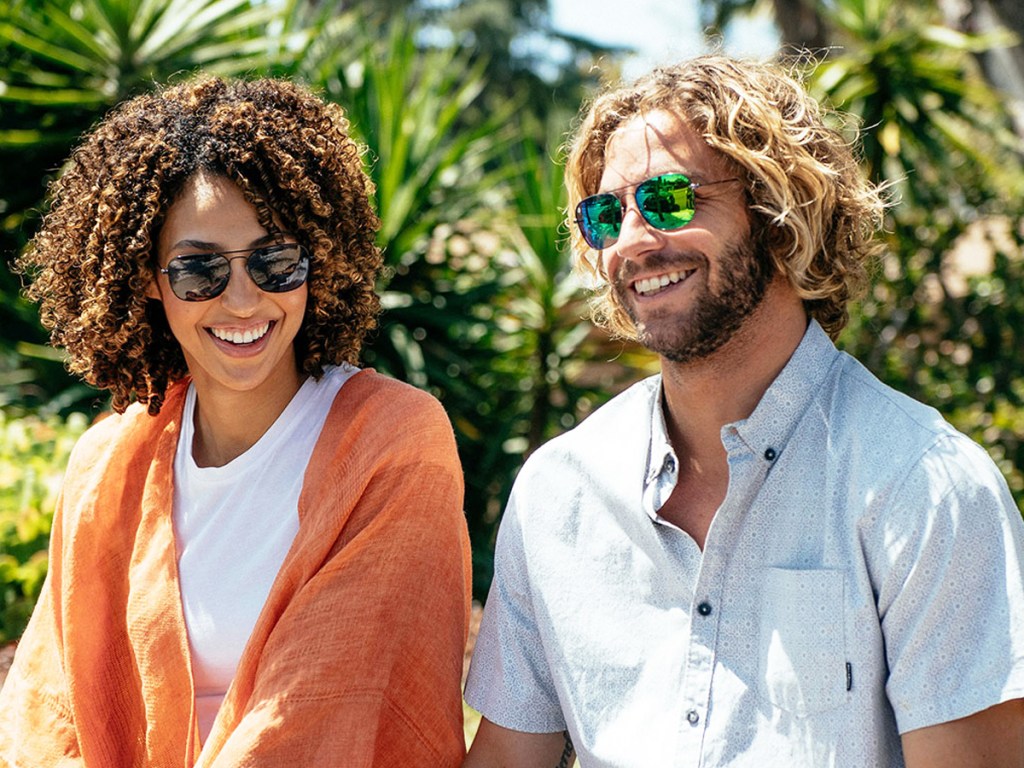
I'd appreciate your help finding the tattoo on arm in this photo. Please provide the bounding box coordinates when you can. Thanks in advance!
[555,730,574,768]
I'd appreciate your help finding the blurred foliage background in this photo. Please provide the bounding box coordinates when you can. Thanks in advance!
[1,0,1023,641]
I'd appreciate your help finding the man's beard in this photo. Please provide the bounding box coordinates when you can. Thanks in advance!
[612,235,775,364]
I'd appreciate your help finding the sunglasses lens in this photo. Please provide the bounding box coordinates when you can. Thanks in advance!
[166,254,230,301]
[163,244,308,301]
[248,244,309,293]
[577,173,699,250]
[577,194,623,249]
[635,173,695,230]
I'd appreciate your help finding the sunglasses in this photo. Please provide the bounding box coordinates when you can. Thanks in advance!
[575,172,740,250]
[159,243,310,302]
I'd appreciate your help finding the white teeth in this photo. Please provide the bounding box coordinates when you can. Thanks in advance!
[211,322,270,345]
[635,270,689,296]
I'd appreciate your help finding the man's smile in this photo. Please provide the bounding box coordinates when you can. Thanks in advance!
[632,268,697,297]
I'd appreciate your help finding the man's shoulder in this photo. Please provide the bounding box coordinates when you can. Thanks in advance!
[792,323,958,450]
[528,374,659,461]
[826,352,1001,486]
[830,352,951,437]
[511,374,659,503]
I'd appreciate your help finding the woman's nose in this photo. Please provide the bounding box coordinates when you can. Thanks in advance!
[218,257,260,313]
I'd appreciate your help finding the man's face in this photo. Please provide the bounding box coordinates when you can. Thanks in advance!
[598,110,774,364]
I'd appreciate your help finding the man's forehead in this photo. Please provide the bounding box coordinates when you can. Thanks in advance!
[599,110,720,188]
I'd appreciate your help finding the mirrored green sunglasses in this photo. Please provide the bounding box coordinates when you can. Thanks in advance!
[575,171,740,250]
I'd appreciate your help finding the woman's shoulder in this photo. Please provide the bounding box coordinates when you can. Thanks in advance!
[333,369,449,424]
[317,369,456,459]
[64,380,188,482]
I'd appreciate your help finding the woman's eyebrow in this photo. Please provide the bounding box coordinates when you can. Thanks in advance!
[168,238,220,252]
[168,233,285,252]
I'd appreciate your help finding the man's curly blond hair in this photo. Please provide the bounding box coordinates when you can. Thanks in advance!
[565,55,885,340]
[17,75,382,415]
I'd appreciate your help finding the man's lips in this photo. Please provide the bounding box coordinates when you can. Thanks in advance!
[632,268,696,296]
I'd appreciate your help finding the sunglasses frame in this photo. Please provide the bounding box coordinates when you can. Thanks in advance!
[575,172,740,250]
[159,243,310,302]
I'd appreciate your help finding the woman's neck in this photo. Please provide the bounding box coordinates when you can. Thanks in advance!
[189,367,306,468]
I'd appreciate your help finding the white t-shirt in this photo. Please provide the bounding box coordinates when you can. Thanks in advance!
[172,364,358,741]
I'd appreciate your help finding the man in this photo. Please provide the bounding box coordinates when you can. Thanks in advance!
[463,55,1024,767]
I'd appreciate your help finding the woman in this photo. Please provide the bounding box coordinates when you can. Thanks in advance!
[0,76,471,767]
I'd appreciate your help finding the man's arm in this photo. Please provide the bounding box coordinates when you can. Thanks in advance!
[901,699,1024,768]
[464,718,575,768]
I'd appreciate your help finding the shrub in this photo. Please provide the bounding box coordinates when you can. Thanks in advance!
[0,411,88,642]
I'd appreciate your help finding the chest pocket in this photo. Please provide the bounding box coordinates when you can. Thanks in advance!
[757,567,849,716]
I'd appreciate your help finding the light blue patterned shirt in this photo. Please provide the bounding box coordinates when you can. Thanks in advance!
[465,321,1024,767]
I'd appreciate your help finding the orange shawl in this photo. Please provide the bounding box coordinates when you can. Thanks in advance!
[0,370,471,767]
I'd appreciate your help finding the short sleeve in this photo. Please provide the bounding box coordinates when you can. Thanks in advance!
[874,435,1024,733]
[464,489,566,733]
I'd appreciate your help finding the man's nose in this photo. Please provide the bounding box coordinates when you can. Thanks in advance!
[614,200,663,257]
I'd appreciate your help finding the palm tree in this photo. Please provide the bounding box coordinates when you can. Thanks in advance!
[299,24,609,594]
[811,0,1022,195]
[0,0,336,172]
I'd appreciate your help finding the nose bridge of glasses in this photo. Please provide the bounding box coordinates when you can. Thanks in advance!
[217,252,263,302]
[620,189,650,222]
[224,252,256,269]
[225,251,267,284]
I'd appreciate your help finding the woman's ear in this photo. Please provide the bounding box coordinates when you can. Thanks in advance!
[145,277,162,301]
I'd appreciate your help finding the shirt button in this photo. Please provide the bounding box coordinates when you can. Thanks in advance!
[764,447,777,461]
[686,709,700,725]
[665,455,676,472]
[697,601,713,616]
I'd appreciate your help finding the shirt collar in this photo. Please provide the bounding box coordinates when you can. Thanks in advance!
[646,385,677,485]
[644,319,840,484]
[724,319,839,459]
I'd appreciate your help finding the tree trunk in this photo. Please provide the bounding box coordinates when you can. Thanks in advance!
[771,0,830,57]
[943,0,1024,135]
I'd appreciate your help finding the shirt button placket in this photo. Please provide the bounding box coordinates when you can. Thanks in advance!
[677,587,719,763]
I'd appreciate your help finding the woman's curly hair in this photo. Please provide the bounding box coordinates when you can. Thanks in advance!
[17,75,382,415]
[565,55,886,340]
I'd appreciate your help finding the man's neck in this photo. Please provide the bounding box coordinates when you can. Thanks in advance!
[653,281,809,548]
[659,280,809,467]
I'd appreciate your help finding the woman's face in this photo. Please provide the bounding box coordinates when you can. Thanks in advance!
[148,171,308,405]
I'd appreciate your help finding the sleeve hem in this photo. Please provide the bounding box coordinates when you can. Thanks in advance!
[463,687,566,734]
[893,663,1024,734]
